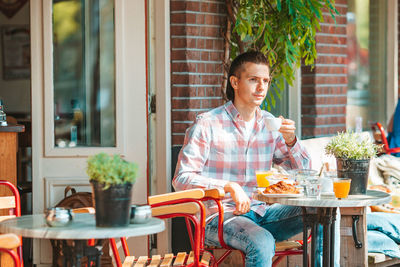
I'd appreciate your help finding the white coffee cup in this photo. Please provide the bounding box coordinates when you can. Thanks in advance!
[265,117,282,131]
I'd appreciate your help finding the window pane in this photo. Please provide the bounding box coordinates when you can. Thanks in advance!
[52,0,115,148]
[346,0,387,131]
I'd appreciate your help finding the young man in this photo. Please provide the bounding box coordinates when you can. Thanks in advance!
[173,51,318,266]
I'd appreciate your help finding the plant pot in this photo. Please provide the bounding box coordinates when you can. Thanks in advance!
[91,181,133,227]
[336,158,370,195]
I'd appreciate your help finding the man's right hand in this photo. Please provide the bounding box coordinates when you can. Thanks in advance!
[224,182,251,215]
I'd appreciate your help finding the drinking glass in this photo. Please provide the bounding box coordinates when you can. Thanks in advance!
[305,178,321,198]
[288,169,318,193]
[333,178,352,199]
[255,171,273,187]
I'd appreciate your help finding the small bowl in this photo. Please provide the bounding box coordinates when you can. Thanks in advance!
[45,207,74,227]
[130,205,152,224]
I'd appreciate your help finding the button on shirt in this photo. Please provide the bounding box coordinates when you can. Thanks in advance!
[172,101,311,221]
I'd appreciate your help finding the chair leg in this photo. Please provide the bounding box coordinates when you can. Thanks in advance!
[272,256,284,267]
[109,238,122,267]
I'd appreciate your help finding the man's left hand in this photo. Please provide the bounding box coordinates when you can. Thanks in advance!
[278,116,296,145]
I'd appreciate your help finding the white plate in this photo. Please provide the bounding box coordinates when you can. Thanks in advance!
[260,193,303,198]
[257,189,303,198]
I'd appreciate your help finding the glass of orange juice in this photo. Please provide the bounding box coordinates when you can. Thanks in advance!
[333,178,351,199]
[255,171,274,187]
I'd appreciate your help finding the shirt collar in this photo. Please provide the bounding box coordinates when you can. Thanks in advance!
[224,101,263,122]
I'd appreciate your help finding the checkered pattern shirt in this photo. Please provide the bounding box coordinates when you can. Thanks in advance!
[172,101,311,221]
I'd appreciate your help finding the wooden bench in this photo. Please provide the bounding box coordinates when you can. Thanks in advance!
[122,252,212,267]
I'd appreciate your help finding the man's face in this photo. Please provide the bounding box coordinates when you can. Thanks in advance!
[230,62,270,109]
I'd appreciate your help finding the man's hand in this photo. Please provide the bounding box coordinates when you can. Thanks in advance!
[224,182,251,215]
[279,116,296,145]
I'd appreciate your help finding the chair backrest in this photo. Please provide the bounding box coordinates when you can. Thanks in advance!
[0,181,22,267]
[0,233,21,267]
[372,122,400,155]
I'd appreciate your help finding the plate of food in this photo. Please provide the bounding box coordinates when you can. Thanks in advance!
[258,181,303,197]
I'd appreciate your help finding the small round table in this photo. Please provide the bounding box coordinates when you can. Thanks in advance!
[254,190,391,267]
[0,213,165,266]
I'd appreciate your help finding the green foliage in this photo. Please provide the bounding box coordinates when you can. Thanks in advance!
[86,153,138,189]
[227,0,338,110]
[325,132,380,160]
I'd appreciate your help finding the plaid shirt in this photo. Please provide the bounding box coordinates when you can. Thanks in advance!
[173,101,311,221]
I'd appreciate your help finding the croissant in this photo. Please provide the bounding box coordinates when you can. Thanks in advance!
[263,181,299,194]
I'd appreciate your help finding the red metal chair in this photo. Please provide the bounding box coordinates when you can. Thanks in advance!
[0,233,21,266]
[0,180,22,267]
[113,189,215,267]
[372,122,400,155]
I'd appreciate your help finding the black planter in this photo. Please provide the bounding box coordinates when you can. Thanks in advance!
[336,158,370,195]
[91,181,133,227]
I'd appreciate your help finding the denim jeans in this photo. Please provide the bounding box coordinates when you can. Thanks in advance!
[204,204,340,267]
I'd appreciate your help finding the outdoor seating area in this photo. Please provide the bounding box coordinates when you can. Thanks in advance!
[2,0,400,267]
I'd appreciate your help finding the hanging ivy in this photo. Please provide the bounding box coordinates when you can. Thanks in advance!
[222,0,338,110]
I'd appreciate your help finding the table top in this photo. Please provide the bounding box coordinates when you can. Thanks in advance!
[254,190,391,208]
[0,213,165,240]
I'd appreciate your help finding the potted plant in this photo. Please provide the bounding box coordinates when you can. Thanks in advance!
[87,153,138,227]
[325,132,380,195]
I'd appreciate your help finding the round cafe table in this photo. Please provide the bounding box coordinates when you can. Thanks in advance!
[0,213,165,266]
[254,190,391,267]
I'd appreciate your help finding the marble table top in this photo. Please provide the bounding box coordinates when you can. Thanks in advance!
[0,213,165,240]
[254,190,391,208]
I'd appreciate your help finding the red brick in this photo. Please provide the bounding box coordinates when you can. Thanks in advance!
[302,86,347,95]
[171,13,185,24]
[302,76,347,85]
[315,55,347,64]
[172,122,192,132]
[316,45,347,55]
[214,39,224,50]
[319,25,346,35]
[172,74,188,84]
[172,87,197,98]
[186,50,201,60]
[210,51,223,61]
[196,14,205,24]
[172,98,201,109]
[171,62,189,72]
[171,50,186,60]
[197,39,207,49]
[170,1,186,11]
[186,26,200,35]
[186,1,201,12]
[206,39,213,49]
[171,38,186,48]
[302,106,346,116]
[302,116,346,125]
[322,15,346,25]
[172,111,197,122]
[201,51,210,61]
[315,35,347,45]
[202,75,222,85]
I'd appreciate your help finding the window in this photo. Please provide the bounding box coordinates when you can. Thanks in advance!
[52,0,116,148]
[346,0,387,131]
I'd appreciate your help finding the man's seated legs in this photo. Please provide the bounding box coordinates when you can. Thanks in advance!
[205,204,303,266]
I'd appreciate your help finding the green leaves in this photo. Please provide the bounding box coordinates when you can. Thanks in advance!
[325,132,380,160]
[228,0,337,110]
[86,153,138,189]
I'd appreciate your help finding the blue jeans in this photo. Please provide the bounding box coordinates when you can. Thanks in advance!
[204,204,340,267]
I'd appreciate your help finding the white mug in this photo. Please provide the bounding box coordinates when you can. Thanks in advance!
[265,117,282,131]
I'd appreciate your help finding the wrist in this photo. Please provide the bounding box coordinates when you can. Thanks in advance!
[285,136,297,147]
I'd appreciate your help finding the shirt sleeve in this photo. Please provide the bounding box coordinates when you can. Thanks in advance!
[272,134,311,170]
[172,118,229,191]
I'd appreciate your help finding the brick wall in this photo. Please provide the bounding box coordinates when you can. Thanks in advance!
[301,1,348,139]
[170,0,226,147]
